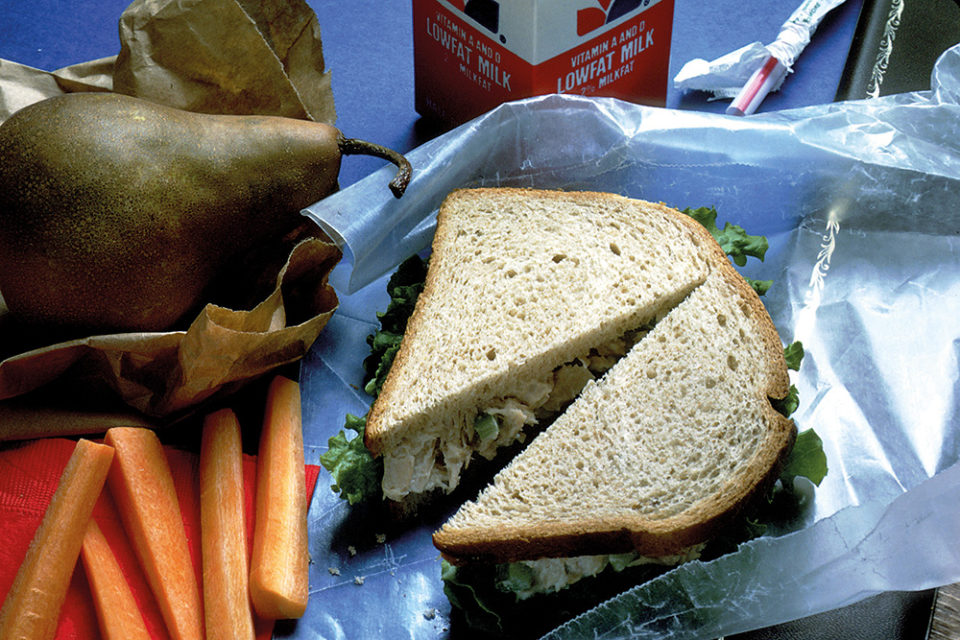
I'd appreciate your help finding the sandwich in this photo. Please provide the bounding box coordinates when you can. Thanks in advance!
[320,188,825,630]
[366,188,751,503]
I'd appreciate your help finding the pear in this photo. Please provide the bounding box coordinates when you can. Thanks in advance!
[0,92,410,334]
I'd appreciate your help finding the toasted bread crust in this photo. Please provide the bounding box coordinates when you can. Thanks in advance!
[365,187,498,455]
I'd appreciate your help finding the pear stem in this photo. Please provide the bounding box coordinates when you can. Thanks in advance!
[337,135,413,198]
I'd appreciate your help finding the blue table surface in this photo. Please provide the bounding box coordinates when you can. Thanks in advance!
[0,0,864,188]
[0,3,914,638]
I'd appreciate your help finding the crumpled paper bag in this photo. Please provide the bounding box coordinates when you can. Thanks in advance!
[0,0,342,437]
[113,0,335,120]
[0,0,335,123]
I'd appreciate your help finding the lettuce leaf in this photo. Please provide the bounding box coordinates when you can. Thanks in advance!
[442,559,504,633]
[682,206,769,266]
[772,342,804,418]
[784,340,804,371]
[683,206,770,296]
[772,385,800,418]
[781,428,828,487]
[319,414,382,505]
[746,277,773,296]
[319,256,429,504]
[361,254,429,397]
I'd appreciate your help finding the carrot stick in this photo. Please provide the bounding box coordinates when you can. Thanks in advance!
[80,519,151,640]
[0,438,114,640]
[104,427,203,640]
[200,408,256,640]
[249,375,309,620]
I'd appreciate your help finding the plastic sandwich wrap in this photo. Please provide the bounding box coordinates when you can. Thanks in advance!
[293,44,960,640]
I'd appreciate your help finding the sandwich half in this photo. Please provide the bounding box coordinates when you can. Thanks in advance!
[425,191,799,621]
[432,254,795,565]
[363,188,730,503]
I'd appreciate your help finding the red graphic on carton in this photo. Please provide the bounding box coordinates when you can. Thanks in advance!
[578,0,612,36]
[448,0,656,42]
[414,0,672,126]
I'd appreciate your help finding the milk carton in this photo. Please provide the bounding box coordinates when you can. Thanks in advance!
[413,0,675,126]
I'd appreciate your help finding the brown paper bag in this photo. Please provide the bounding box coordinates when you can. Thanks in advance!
[1,0,335,124]
[113,0,335,121]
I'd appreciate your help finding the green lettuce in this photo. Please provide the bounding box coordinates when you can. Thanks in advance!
[441,559,505,634]
[683,205,772,296]
[319,414,382,505]
[781,428,828,487]
[773,386,801,419]
[784,340,805,371]
[746,277,773,296]
[319,255,429,505]
[362,254,429,397]
[682,206,769,266]
[772,342,804,419]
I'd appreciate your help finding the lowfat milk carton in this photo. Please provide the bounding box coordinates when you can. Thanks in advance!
[413,0,674,126]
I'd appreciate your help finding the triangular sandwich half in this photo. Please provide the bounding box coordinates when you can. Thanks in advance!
[365,188,728,503]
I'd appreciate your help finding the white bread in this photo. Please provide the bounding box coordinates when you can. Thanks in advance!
[364,188,717,502]
[432,199,795,563]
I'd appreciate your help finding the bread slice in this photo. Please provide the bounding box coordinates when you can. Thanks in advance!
[432,242,795,563]
[364,188,717,502]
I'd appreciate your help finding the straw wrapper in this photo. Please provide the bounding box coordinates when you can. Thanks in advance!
[673,0,849,108]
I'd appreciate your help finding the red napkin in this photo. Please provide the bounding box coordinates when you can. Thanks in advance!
[0,437,320,640]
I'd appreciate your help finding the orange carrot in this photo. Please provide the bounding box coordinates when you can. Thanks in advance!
[200,408,256,640]
[104,427,203,640]
[80,518,151,640]
[0,438,114,640]
[249,375,309,620]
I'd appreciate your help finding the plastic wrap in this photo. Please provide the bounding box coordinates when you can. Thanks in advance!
[295,44,960,639]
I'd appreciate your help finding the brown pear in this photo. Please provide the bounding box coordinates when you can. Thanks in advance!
[0,92,410,334]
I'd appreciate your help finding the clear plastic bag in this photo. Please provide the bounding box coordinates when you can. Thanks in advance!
[297,44,960,640]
